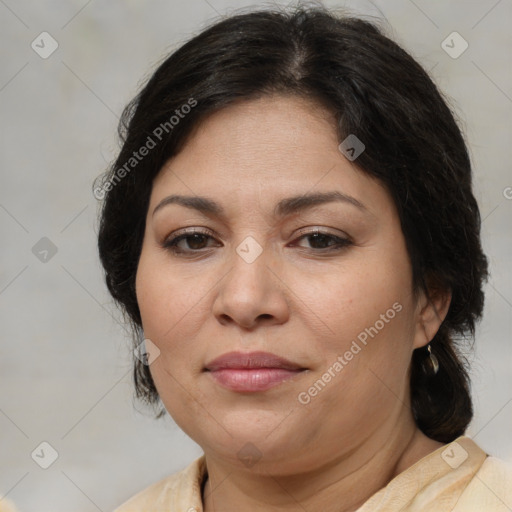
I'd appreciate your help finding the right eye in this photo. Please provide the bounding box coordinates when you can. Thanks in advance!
[162,229,221,255]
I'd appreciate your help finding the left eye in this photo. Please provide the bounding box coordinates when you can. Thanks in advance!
[292,231,352,251]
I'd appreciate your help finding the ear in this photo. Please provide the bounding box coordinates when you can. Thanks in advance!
[412,283,452,350]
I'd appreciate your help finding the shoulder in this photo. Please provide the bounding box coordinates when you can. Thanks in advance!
[113,455,206,512]
[453,455,512,511]
[0,499,18,512]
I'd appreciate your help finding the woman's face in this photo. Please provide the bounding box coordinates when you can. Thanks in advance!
[135,95,435,473]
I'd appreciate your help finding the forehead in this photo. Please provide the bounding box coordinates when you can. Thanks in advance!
[157,94,338,179]
[150,94,390,218]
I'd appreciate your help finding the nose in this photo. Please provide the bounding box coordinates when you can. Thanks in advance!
[212,241,290,330]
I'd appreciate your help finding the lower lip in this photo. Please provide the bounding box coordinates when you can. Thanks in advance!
[207,368,304,392]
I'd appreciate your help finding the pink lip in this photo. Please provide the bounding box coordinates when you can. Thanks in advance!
[204,351,306,392]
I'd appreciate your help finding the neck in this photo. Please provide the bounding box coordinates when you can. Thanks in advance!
[202,422,444,512]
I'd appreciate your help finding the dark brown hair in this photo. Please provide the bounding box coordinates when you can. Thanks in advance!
[96,6,488,443]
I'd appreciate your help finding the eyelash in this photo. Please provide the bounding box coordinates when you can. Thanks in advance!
[162,228,352,256]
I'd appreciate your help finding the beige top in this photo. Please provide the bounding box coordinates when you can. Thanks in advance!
[114,436,512,511]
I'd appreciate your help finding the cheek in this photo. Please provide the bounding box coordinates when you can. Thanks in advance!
[304,257,411,344]
[135,248,217,388]
[136,247,202,337]
[136,252,210,425]
[297,300,415,442]
[298,250,416,404]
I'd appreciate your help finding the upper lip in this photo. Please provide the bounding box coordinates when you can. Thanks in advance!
[204,351,305,371]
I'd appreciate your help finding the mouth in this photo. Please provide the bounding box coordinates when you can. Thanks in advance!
[204,351,307,392]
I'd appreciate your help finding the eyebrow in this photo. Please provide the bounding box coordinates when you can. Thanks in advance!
[152,191,367,219]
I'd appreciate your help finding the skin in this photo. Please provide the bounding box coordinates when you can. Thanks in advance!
[135,94,451,512]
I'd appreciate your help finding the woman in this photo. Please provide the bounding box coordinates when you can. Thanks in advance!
[96,6,512,511]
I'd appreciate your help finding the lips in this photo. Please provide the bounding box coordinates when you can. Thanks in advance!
[205,351,304,371]
[204,351,306,392]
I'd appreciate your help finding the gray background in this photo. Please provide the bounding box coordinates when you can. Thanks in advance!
[1,0,510,510]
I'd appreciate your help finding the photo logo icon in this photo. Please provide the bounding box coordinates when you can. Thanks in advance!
[237,442,262,468]
[31,32,59,59]
[441,32,468,59]
[236,236,263,264]
[134,338,161,366]
[32,237,58,263]
[441,442,468,469]
[338,134,365,161]
[31,441,59,469]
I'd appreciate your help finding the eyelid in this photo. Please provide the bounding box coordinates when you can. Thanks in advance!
[293,226,351,240]
[164,226,217,241]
